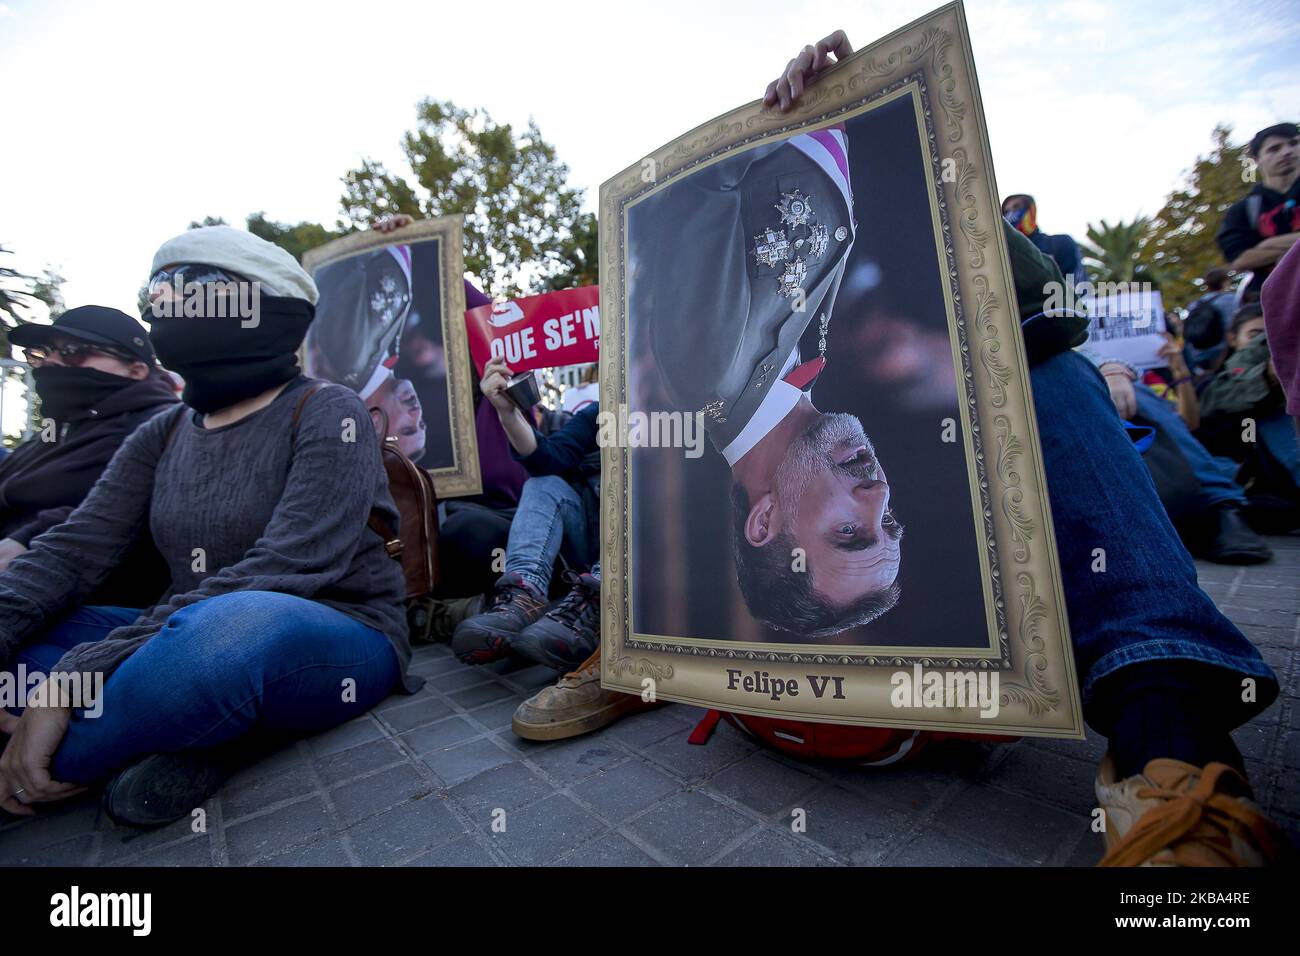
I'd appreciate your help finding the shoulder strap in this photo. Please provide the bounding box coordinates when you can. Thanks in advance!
[160,403,190,457]
[290,383,325,438]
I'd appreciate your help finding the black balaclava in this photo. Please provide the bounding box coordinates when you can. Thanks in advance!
[147,293,314,414]
[31,365,134,422]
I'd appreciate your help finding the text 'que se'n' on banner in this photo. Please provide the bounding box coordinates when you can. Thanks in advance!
[465,285,600,376]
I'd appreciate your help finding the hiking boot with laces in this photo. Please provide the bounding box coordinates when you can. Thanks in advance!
[511,648,660,741]
[1095,753,1293,866]
[451,573,546,665]
[512,569,601,670]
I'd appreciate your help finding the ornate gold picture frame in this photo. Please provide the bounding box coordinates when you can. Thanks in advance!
[303,216,481,499]
[599,2,1083,738]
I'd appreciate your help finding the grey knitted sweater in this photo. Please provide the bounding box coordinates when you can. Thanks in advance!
[0,376,417,692]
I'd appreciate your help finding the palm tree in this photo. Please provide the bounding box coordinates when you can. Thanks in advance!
[1080,218,1163,287]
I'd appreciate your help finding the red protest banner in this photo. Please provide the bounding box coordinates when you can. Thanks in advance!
[465,285,600,376]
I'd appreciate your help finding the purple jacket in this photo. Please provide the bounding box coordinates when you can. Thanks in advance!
[464,280,529,508]
[1261,242,1300,417]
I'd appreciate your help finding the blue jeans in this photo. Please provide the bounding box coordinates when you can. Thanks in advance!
[1031,352,1276,710]
[1133,383,1245,509]
[4,591,400,784]
[503,475,592,593]
[1258,411,1300,485]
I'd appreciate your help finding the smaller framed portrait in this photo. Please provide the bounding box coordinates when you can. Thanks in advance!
[303,216,481,498]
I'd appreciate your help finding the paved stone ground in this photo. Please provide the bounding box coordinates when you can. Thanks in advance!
[2,535,1297,867]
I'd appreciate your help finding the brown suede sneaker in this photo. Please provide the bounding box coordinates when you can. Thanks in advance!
[1094,753,1292,866]
[511,648,661,741]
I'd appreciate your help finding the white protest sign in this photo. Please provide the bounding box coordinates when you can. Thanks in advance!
[1077,286,1166,371]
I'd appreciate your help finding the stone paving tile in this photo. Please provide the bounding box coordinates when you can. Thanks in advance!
[225,797,334,866]
[716,827,837,866]
[449,761,555,819]
[313,738,407,787]
[221,762,318,821]
[523,736,627,786]
[930,784,1086,865]
[1,540,1296,867]
[98,813,203,864]
[626,790,756,865]
[123,836,214,867]
[421,737,517,787]
[703,752,820,817]
[491,793,606,866]
[790,784,913,865]
[252,837,352,867]
[331,762,433,826]
[886,827,1021,867]
[555,831,659,866]
[404,835,498,867]
[571,758,683,823]
[378,696,456,733]
[345,795,467,866]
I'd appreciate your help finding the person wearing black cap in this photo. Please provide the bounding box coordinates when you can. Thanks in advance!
[0,226,415,828]
[0,306,178,607]
[1217,122,1300,295]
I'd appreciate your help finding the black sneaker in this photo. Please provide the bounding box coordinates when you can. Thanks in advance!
[1205,506,1272,564]
[513,570,601,670]
[103,752,231,828]
[451,573,547,664]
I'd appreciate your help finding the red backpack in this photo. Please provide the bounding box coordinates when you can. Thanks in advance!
[688,710,1015,766]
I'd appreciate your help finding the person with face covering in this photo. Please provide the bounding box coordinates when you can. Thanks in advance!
[0,307,178,610]
[0,226,414,827]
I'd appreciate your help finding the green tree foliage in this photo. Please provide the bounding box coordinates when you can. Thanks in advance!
[29,266,66,319]
[1081,217,1163,286]
[245,212,341,263]
[544,212,599,291]
[0,245,38,330]
[340,100,589,297]
[1141,125,1252,308]
[0,246,65,357]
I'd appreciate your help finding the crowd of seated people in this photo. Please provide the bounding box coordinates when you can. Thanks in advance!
[0,51,1296,868]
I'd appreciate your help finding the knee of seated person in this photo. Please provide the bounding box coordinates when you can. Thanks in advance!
[519,474,572,502]
[1031,350,1109,402]
[162,591,312,657]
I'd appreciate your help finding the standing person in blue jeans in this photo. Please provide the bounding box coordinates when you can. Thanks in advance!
[0,226,415,827]
[760,32,1289,866]
[453,355,603,670]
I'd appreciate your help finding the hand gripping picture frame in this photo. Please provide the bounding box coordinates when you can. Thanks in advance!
[303,216,482,499]
[599,2,1084,738]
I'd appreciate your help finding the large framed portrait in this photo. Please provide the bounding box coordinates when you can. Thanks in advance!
[599,1,1083,737]
[303,216,481,498]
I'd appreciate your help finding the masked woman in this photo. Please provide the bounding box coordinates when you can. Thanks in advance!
[0,226,415,827]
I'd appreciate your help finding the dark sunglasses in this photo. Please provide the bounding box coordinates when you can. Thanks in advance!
[24,341,136,368]
[147,263,252,300]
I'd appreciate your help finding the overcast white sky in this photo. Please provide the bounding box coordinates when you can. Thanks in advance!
[2,0,1297,317]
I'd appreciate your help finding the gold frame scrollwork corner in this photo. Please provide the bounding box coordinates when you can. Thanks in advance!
[994,414,1033,564]
[999,571,1062,717]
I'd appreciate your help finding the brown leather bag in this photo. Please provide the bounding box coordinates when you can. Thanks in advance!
[364,405,440,599]
[289,386,441,614]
